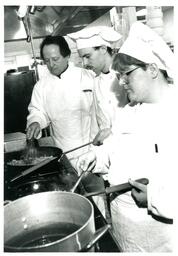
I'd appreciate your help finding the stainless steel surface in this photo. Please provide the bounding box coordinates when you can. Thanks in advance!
[4,191,109,252]
[4,191,95,252]
[4,6,113,41]
[5,6,171,42]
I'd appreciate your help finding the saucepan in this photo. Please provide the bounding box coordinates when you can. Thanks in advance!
[4,178,148,252]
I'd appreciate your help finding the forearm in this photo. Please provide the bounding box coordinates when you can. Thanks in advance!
[90,143,110,175]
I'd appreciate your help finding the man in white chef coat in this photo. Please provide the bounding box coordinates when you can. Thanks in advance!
[76,22,176,252]
[68,26,129,218]
[26,35,99,168]
[68,26,129,146]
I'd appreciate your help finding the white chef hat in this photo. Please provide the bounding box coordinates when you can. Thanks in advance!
[119,21,174,78]
[67,26,122,49]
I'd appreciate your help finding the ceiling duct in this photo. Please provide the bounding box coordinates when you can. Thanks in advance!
[4,6,113,42]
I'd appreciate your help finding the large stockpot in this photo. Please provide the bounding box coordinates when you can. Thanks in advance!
[4,191,109,252]
[4,178,148,252]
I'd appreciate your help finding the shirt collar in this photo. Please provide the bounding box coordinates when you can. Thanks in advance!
[57,64,69,79]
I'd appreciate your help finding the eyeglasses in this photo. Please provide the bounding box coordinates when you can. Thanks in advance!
[124,66,140,76]
[115,66,141,86]
[115,66,140,82]
[122,66,141,77]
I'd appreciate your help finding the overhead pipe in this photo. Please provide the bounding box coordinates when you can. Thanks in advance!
[26,10,39,81]
[16,6,39,81]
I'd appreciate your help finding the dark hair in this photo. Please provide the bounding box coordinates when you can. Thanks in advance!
[112,53,147,74]
[94,46,113,56]
[112,53,168,79]
[40,35,71,60]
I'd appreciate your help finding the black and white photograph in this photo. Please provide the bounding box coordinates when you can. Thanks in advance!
[2,0,176,253]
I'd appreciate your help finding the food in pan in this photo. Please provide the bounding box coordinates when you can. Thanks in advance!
[8,156,53,166]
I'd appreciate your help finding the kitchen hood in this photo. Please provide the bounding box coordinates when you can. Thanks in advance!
[4,6,113,42]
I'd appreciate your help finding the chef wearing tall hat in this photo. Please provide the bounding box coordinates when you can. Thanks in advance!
[68,26,129,146]
[76,21,176,252]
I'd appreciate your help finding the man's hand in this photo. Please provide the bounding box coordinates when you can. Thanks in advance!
[76,151,96,175]
[93,128,111,146]
[26,122,41,140]
[128,179,148,208]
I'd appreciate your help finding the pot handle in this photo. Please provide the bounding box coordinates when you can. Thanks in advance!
[80,224,111,252]
[84,178,149,197]
[106,178,149,194]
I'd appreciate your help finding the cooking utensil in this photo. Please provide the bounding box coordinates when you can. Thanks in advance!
[21,138,38,164]
[10,141,93,182]
[4,191,110,252]
[84,178,149,197]
[4,178,148,252]
[70,170,87,193]
[57,141,93,162]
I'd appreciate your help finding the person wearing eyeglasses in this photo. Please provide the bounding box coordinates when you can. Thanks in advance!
[26,35,99,168]
[76,22,176,252]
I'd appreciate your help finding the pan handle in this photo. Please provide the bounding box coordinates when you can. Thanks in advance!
[70,170,87,193]
[106,178,149,194]
[58,141,93,163]
[84,178,149,197]
[62,141,93,155]
[10,156,57,182]
[80,224,110,252]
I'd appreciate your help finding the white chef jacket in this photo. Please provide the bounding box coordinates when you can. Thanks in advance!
[94,70,128,130]
[92,86,177,251]
[27,63,99,165]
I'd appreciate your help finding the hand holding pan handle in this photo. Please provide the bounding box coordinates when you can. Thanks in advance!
[84,178,149,198]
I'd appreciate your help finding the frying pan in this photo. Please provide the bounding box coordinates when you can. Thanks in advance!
[6,142,92,182]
